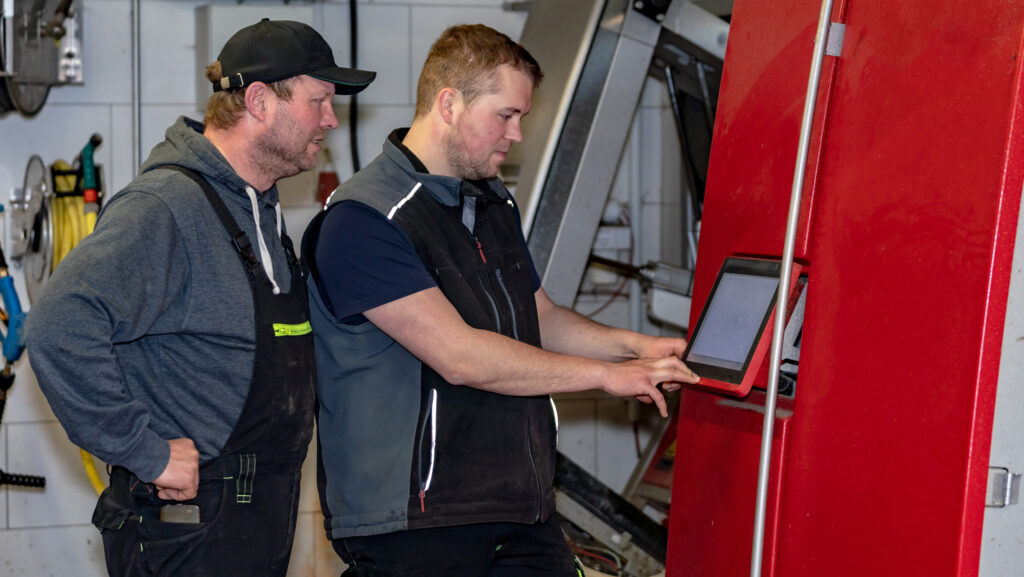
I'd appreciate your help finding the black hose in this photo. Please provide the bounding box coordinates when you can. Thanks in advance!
[349,0,361,172]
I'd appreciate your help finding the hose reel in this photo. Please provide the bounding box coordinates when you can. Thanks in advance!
[1,0,83,117]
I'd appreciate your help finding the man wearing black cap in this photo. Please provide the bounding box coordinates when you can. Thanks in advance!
[25,19,374,577]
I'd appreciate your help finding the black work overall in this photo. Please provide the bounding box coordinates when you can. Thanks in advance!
[92,167,316,577]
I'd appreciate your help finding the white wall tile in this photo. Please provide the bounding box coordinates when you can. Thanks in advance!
[554,397,597,473]
[0,525,107,577]
[374,0,511,4]
[409,7,528,102]
[640,202,664,265]
[139,104,201,164]
[109,104,138,191]
[47,1,134,106]
[140,0,205,105]
[639,107,665,204]
[2,355,57,425]
[7,422,108,528]
[282,205,323,247]
[574,292,631,328]
[595,398,662,493]
[1,424,7,530]
[322,4,411,107]
[556,395,662,494]
[327,104,415,178]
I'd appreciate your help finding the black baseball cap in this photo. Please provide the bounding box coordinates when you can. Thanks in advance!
[213,18,376,95]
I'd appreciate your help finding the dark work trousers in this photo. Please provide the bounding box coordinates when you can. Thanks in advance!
[333,516,584,577]
[90,166,316,577]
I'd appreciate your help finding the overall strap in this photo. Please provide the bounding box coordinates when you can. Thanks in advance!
[160,165,261,273]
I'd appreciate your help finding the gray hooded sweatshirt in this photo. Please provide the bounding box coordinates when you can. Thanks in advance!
[26,116,296,482]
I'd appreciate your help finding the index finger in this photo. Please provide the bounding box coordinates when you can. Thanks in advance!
[648,385,667,418]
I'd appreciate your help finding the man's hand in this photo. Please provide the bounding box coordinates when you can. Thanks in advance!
[632,335,688,361]
[601,356,699,417]
[152,438,199,501]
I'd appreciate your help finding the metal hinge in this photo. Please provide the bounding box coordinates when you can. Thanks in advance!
[826,23,845,57]
[986,467,1022,507]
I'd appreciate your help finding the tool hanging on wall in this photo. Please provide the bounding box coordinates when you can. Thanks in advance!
[0,0,83,117]
[9,133,105,494]
[0,200,45,491]
[10,133,104,300]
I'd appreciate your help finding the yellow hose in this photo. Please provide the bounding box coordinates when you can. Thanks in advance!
[80,448,106,495]
[51,160,88,270]
[52,160,105,495]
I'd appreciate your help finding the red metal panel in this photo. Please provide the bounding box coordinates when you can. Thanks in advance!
[669,0,832,571]
[669,1,1024,576]
[668,393,791,577]
[687,0,842,326]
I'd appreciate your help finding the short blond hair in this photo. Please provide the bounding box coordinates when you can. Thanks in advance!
[415,24,542,118]
[203,61,297,129]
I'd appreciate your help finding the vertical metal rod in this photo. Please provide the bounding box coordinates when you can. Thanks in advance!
[749,0,834,576]
[695,61,715,133]
[665,65,702,220]
[629,114,643,335]
[130,0,141,175]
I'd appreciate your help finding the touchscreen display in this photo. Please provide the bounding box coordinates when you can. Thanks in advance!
[683,257,783,390]
[686,272,779,371]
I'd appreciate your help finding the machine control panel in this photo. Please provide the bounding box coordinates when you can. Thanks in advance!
[684,257,805,397]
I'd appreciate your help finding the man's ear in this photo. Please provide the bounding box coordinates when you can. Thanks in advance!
[437,88,458,125]
[245,82,270,121]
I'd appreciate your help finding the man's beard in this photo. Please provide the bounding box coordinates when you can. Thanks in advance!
[443,124,496,181]
[252,123,319,183]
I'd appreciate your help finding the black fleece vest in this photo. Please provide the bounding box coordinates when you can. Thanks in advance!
[385,179,557,528]
[305,166,558,534]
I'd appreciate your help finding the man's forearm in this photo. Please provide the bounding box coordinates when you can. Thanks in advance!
[535,301,641,361]
[364,287,696,416]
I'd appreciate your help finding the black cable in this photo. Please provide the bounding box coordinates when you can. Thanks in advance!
[349,0,361,172]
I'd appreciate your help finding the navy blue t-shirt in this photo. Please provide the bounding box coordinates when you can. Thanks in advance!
[314,198,541,324]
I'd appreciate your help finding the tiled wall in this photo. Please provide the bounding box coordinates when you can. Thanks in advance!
[0,1,682,575]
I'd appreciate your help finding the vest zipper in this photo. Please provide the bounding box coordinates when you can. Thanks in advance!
[493,269,520,341]
[417,388,438,512]
[477,276,503,335]
[475,238,487,263]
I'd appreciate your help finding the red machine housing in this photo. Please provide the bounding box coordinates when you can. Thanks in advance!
[667,1,1024,576]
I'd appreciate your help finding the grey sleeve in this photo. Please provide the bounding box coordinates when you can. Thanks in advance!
[25,191,187,482]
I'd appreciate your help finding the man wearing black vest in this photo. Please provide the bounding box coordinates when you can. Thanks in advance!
[304,23,698,577]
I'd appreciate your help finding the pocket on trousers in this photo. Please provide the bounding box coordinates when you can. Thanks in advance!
[138,478,229,577]
[92,483,136,532]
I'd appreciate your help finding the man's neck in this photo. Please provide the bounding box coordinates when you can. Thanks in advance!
[402,120,453,177]
[204,126,274,192]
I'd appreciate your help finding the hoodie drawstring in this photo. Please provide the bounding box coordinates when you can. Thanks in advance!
[245,185,282,295]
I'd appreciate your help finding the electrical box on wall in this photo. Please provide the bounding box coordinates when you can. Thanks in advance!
[194,4,314,113]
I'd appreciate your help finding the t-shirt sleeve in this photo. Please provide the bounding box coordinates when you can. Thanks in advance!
[314,201,437,322]
[506,194,542,292]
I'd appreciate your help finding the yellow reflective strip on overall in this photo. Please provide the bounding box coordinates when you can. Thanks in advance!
[272,321,312,337]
